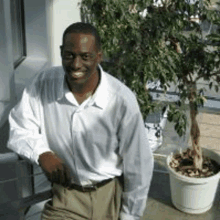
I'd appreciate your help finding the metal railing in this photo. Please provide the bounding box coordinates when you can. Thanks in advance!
[0,153,52,219]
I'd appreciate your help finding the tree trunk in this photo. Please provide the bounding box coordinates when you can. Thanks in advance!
[189,87,203,170]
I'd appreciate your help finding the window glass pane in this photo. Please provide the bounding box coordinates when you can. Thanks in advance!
[10,0,26,68]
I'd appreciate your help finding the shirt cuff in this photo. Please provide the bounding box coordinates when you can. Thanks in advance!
[32,143,53,165]
[119,212,140,220]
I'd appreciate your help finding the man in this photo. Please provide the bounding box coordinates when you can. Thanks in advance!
[7,22,154,220]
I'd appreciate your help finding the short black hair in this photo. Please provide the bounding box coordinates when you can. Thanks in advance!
[62,22,101,51]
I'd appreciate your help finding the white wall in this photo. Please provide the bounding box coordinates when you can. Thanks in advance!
[14,0,52,100]
[0,0,14,102]
[50,0,82,66]
[0,0,52,129]
[0,0,16,127]
[0,0,82,127]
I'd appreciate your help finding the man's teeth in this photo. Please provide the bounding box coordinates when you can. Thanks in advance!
[73,72,84,77]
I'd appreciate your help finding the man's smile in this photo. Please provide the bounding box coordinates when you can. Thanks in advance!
[66,68,87,79]
[71,71,85,78]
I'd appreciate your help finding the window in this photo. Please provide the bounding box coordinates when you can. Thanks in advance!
[10,0,26,68]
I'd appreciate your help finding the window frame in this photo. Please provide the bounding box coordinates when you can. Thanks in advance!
[10,0,27,69]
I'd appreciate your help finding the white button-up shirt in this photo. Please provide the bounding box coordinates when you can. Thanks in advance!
[8,65,154,220]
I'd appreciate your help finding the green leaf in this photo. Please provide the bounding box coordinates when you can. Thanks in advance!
[80,0,219,137]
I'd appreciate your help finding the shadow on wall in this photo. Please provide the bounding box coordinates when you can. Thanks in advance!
[0,120,10,154]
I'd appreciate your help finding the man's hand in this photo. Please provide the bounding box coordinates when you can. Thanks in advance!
[38,151,72,187]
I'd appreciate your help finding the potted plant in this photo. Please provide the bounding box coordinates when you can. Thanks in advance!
[80,0,220,214]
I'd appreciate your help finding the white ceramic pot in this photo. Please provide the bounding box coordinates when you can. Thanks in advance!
[166,148,220,214]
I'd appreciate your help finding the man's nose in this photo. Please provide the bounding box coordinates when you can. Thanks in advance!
[71,55,82,69]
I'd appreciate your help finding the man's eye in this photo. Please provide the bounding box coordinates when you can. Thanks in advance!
[82,54,90,60]
[63,53,74,59]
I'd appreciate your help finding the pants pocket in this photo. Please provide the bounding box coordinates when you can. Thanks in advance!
[41,200,67,220]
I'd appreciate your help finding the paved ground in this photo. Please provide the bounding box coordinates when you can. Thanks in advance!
[148,115,220,220]
[142,171,220,220]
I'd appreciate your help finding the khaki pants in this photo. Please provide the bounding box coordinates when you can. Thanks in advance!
[41,178,122,220]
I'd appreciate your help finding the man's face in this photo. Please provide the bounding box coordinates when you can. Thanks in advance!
[61,33,102,85]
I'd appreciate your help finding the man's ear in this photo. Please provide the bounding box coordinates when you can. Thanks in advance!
[97,51,103,64]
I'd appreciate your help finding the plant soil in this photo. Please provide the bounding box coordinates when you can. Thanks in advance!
[169,148,220,178]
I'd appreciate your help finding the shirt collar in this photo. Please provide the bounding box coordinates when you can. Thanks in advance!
[57,65,112,110]
[91,64,112,109]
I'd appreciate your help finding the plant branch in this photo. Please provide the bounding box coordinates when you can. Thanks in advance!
[195,70,220,81]
[188,72,194,82]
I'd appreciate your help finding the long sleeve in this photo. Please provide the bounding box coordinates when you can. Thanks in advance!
[118,106,154,220]
[7,83,51,165]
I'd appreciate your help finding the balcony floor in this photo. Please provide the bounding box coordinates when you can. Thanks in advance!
[143,171,220,220]
[144,116,220,220]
